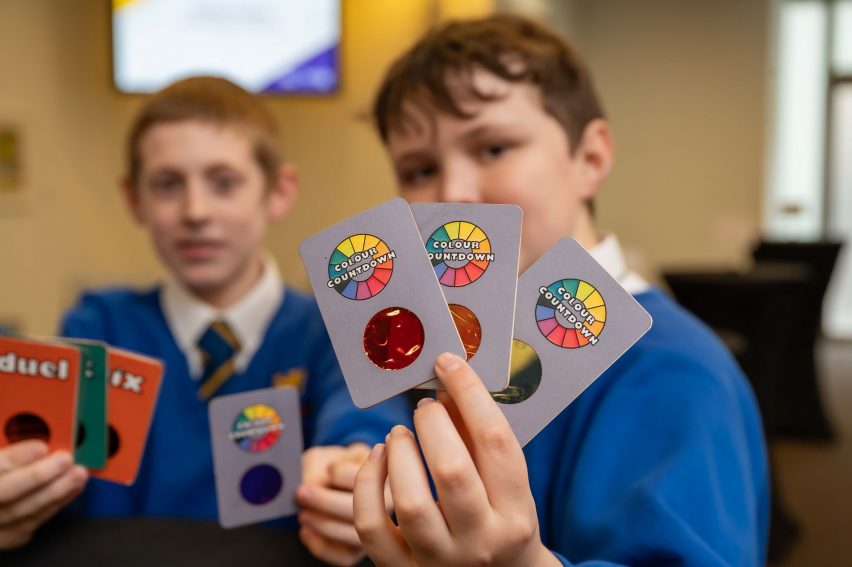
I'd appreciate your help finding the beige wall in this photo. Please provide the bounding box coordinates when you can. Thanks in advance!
[0,0,768,335]
[0,0,455,334]
[572,0,769,278]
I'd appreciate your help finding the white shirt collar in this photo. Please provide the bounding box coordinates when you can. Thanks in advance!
[589,234,650,296]
[161,255,285,379]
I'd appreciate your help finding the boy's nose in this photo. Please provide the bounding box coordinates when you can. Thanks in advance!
[182,184,211,224]
[439,163,482,203]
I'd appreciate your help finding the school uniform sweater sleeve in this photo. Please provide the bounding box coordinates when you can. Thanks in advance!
[538,348,768,566]
[60,292,114,341]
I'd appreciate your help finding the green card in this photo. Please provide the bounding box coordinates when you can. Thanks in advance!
[67,340,108,468]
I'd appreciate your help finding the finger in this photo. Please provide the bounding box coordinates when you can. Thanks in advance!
[434,353,529,511]
[435,392,475,454]
[0,473,84,551]
[0,452,74,506]
[296,485,354,521]
[413,398,492,535]
[353,444,409,566]
[301,446,338,485]
[299,526,365,567]
[299,509,361,548]
[328,460,360,491]
[0,441,49,475]
[386,425,451,554]
[0,465,87,527]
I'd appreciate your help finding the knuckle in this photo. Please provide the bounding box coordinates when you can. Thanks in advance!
[507,516,537,545]
[393,496,432,525]
[431,458,471,491]
[353,515,382,544]
[466,544,494,566]
[478,422,514,454]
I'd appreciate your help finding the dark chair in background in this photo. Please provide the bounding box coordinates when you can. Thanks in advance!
[751,240,843,440]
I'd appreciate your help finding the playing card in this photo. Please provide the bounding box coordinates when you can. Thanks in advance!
[0,335,80,453]
[209,386,303,528]
[493,238,653,446]
[91,347,163,484]
[66,340,108,469]
[411,203,521,391]
[300,198,465,407]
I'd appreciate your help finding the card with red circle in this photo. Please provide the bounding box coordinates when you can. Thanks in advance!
[0,335,80,454]
[411,203,522,391]
[299,198,465,408]
[90,347,163,485]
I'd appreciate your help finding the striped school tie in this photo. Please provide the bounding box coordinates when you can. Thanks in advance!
[197,320,241,400]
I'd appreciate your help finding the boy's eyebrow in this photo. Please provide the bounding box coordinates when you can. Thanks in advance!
[392,149,435,167]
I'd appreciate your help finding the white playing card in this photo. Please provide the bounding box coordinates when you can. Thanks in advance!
[493,238,653,446]
[209,386,303,528]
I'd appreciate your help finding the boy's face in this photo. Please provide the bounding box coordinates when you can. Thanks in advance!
[385,70,611,271]
[127,121,294,303]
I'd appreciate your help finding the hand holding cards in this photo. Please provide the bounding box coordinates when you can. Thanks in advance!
[0,335,164,484]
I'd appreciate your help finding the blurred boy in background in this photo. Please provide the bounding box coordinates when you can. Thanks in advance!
[0,77,407,566]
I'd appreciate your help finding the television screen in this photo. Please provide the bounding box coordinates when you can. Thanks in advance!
[112,0,340,94]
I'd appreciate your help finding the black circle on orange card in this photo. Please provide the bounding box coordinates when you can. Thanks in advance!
[363,307,425,370]
[107,425,121,458]
[240,464,283,505]
[448,304,482,360]
[491,340,543,405]
[4,413,51,444]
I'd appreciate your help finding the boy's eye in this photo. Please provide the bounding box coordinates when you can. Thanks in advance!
[148,176,182,195]
[481,143,509,161]
[211,174,242,193]
[400,164,437,187]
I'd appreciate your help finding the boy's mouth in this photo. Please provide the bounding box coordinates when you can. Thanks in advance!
[175,239,225,261]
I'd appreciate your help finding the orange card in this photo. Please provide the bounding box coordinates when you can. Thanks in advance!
[92,347,163,485]
[0,336,80,453]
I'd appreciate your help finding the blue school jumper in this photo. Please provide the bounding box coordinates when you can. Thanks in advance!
[61,287,411,520]
[529,288,769,566]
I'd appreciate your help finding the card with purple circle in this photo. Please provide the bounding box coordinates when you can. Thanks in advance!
[209,386,303,528]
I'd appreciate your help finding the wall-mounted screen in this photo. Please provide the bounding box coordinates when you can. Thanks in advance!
[112,0,340,94]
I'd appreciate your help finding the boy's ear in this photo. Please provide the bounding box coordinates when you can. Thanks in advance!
[574,119,614,200]
[121,176,146,225]
[266,163,299,221]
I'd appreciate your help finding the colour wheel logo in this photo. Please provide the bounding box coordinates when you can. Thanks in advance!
[536,279,606,348]
[327,234,395,300]
[426,221,494,287]
[229,404,284,453]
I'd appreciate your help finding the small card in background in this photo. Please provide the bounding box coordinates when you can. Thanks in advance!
[300,198,465,408]
[209,386,303,529]
[493,238,653,447]
[66,339,108,469]
[412,203,522,391]
[0,335,80,453]
[91,347,163,485]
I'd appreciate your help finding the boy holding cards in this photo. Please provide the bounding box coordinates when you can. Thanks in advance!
[0,77,407,565]
[353,14,769,567]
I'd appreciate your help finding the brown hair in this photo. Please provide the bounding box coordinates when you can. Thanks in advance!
[372,13,604,152]
[126,76,282,186]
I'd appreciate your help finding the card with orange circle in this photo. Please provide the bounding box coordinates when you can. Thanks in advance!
[90,347,163,485]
